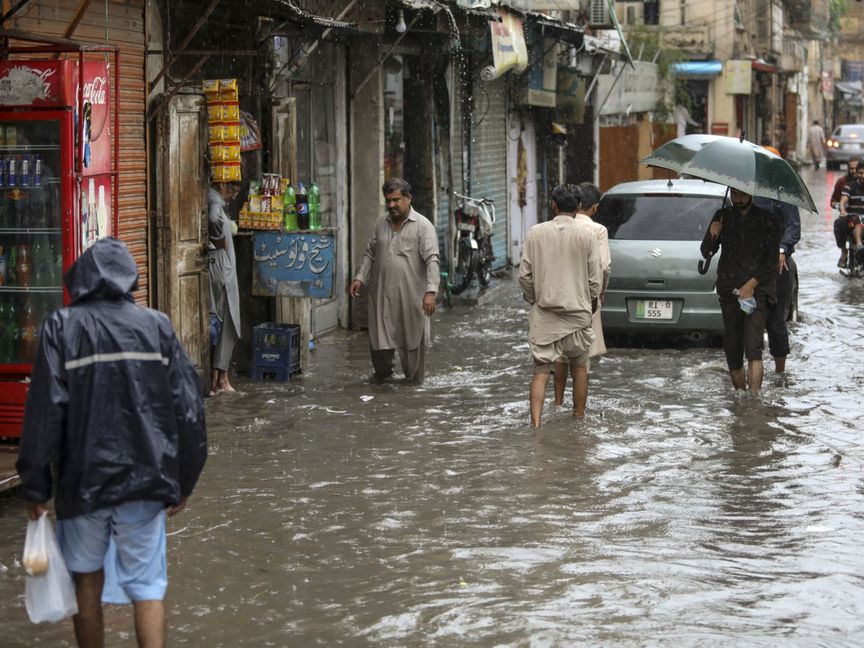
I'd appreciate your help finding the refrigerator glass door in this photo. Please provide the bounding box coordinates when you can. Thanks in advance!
[0,119,63,366]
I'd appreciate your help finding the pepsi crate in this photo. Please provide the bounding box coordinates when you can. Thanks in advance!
[252,323,300,378]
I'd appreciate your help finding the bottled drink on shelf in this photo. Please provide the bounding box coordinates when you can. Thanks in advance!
[31,239,44,287]
[8,155,17,187]
[6,244,16,286]
[0,244,5,285]
[283,180,297,231]
[0,299,17,363]
[296,182,309,230]
[6,124,16,147]
[33,154,41,186]
[15,243,31,288]
[19,295,38,364]
[20,155,30,186]
[309,182,321,230]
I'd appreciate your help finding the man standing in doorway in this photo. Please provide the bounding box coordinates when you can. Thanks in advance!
[808,120,826,170]
[554,182,610,407]
[350,178,440,384]
[701,188,783,393]
[16,237,207,648]
[208,180,241,395]
[520,184,601,426]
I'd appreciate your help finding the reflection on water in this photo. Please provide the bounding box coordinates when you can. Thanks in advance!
[1,168,864,645]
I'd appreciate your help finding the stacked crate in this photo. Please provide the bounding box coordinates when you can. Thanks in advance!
[204,79,241,182]
[251,322,301,381]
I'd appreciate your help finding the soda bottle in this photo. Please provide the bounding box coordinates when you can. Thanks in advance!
[8,155,16,187]
[0,300,7,362]
[19,295,38,364]
[15,243,31,287]
[6,244,16,285]
[283,180,297,231]
[33,154,41,186]
[309,182,321,230]
[296,182,309,230]
[31,239,44,287]
[0,244,5,286]
[7,299,19,363]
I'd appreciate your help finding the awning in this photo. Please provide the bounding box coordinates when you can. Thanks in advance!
[671,60,722,77]
[751,59,780,73]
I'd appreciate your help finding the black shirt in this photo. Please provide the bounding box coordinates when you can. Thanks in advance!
[841,178,864,216]
[700,202,783,300]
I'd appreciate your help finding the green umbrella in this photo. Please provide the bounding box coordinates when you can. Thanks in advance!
[641,134,817,212]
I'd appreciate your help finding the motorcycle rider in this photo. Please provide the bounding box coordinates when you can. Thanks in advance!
[838,157,864,267]
[831,157,858,267]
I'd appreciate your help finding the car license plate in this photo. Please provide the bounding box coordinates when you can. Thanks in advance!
[636,299,673,319]
[845,143,861,150]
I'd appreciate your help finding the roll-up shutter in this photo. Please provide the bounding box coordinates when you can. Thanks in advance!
[469,78,508,269]
[11,1,148,304]
[436,76,463,270]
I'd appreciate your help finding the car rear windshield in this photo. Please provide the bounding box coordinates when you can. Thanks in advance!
[837,125,864,138]
[595,194,723,241]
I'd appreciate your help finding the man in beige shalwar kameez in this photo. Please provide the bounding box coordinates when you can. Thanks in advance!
[350,178,440,384]
[520,184,602,426]
[554,182,610,407]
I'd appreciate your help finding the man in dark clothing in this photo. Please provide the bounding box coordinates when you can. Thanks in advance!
[831,158,858,267]
[16,237,207,648]
[753,197,801,374]
[839,158,864,266]
[701,188,783,393]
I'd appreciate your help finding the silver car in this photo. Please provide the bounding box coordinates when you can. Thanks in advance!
[595,179,730,344]
[826,124,864,170]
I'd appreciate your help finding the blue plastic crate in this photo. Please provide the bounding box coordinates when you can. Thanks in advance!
[252,323,300,373]
[251,364,295,381]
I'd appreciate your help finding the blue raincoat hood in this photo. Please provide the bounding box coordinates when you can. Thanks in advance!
[65,236,139,303]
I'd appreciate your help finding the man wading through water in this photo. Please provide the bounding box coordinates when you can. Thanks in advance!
[519,184,601,426]
[350,178,440,384]
[701,188,782,393]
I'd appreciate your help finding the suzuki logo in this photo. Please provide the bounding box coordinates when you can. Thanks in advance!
[650,248,662,258]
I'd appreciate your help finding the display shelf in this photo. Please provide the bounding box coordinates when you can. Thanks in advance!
[0,228,61,234]
[0,144,59,152]
[0,286,62,293]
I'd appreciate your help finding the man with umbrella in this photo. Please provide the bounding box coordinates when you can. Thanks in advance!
[701,189,783,393]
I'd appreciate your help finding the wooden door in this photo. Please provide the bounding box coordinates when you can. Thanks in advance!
[156,94,209,383]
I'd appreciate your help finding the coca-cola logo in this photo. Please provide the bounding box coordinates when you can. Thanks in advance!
[83,76,107,105]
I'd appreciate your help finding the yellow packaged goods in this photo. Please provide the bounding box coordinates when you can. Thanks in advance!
[210,142,241,162]
[203,79,221,102]
[219,78,239,101]
[207,102,240,122]
[208,123,241,142]
[249,195,262,212]
[212,163,241,183]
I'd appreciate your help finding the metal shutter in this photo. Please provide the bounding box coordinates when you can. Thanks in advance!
[469,77,508,269]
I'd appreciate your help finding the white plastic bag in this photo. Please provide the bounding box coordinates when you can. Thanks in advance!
[23,513,78,623]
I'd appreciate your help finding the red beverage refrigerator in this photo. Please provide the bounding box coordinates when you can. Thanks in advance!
[0,52,119,439]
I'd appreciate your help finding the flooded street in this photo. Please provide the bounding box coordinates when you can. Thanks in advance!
[2,167,864,646]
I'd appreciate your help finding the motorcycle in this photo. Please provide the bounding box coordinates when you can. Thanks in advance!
[837,211,864,278]
[450,192,495,295]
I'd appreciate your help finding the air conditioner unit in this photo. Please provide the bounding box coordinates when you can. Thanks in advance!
[589,0,614,29]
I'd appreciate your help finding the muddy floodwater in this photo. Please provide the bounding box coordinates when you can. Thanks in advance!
[2,168,864,646]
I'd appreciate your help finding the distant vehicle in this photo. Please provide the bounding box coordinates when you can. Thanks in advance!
[826,124,864,170]
[594,179,798,345]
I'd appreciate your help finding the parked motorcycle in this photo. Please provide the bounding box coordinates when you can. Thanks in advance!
[450,192,495,295]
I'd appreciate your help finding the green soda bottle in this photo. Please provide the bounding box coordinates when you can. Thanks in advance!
[283,181,297,231]
[309,182,321,230]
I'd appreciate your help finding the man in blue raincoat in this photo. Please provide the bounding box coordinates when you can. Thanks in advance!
[16,237,207,648]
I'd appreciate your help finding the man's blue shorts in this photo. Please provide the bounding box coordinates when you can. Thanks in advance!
[56,500,167,602]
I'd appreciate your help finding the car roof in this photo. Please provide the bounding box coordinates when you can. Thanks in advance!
[602,179,729,198]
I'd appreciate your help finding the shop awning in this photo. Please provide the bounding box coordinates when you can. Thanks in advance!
[671,60,722,77]
[751,59,780,73]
